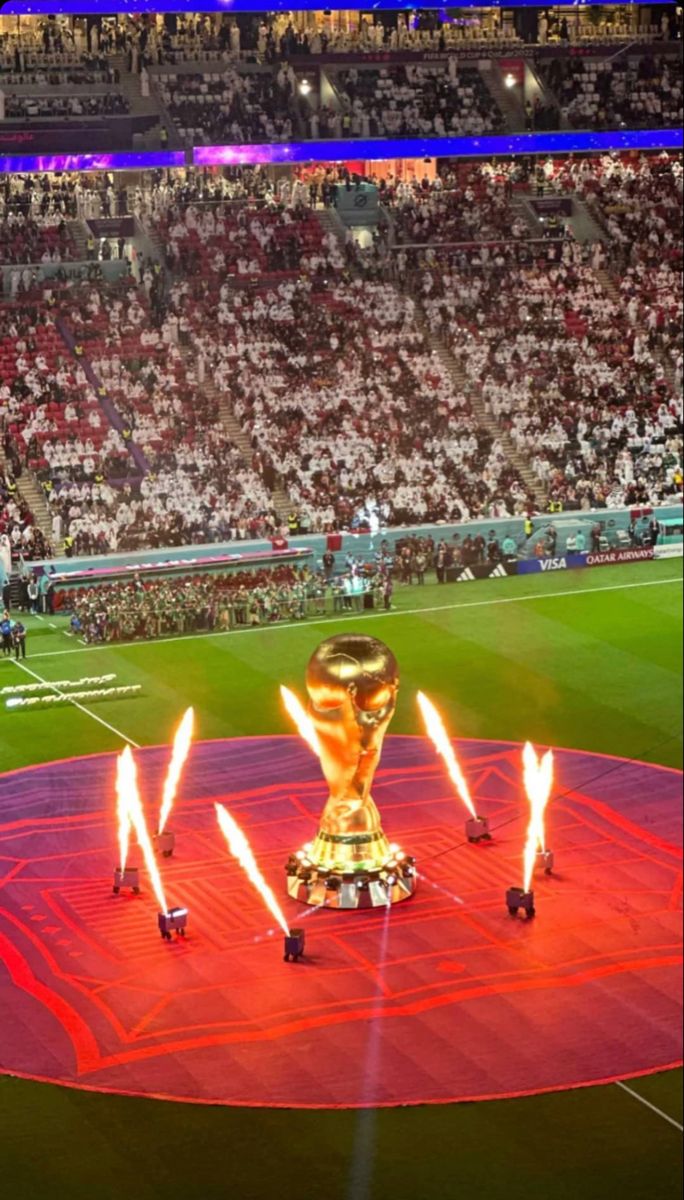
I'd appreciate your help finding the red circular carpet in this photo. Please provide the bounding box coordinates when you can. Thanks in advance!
[0,736,681,1108]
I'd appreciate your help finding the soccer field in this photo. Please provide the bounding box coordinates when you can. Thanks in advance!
[0,558,682,1200]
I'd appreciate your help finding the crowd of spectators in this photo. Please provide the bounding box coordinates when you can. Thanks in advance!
[0,294,133,533]
[1,171,128,227]
[158,57,505,146]
[59,519,580,644]
[63,562,381,641]
[0,51,119,87]
[50,275,279,554]
[158,65,300,145]
[0,149,681,572]
[3,92,129,121]
[62,540,438,642]
[0,472,44,563]
[421,234,682,511]
[158,195,325,277]
[540,52,683,129]
[178,273,532,529]
[381,160,534,246]
[4,8,676,84]
[328,63,505,138]
[0,213,75,267]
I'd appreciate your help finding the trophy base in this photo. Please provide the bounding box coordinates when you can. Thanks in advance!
[286,863,417,908]
[286,827,416,909]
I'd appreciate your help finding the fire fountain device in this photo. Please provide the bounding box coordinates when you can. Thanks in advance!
[113,865,140,895]
[285,634,416,909]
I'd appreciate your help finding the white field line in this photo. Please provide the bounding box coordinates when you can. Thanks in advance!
[10,660,139,748]
[615,1080,684,1132]
[5,574,681,662]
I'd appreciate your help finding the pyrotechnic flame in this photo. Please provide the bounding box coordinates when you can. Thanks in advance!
[158,706,194,834]
[280,685,321,757]
[215,803,290,936]
[522,742,554,892]
[116,747,168,913]
[116,749,132,873]
[417,691,477,818]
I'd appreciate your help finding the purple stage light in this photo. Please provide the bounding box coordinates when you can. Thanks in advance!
[0,132,681,177]
[0,151,185,176]
[194,129,684,169]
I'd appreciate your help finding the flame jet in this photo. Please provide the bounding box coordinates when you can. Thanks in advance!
[116,749,133,873]
[117,746,169,913]
[280,685,321,757]
[417,691,477,818]
[215,803,290,935]
[158,707,194,834]
[522,742,554,892]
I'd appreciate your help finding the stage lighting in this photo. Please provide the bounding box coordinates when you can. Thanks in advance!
[284,928,306,962]
[158,907,188,940]
[113,865,140,894]
[506,887,535,919]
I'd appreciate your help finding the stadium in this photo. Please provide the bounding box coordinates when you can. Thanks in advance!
[0,2,682,1198]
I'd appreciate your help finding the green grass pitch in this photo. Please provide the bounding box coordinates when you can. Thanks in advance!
[1,559,682,1200]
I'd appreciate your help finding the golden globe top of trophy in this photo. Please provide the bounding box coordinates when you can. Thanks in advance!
[285,634,416,909]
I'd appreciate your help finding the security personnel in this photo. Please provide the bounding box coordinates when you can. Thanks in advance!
[287,511,298,535]
[64,535,75,558]
[524,515,534,539]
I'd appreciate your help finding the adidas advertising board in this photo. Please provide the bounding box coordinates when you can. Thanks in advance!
[446,561,517,583]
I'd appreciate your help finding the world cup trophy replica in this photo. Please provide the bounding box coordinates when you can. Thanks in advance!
[285,634,416,909]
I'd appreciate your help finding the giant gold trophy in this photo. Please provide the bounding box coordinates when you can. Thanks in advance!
[285,634,416,909]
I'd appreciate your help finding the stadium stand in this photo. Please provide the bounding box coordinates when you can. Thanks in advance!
[0,0,682,561]
[421,246,681,511]
[327,63,506,138]
[3,93,129,120]
[381,160,534,246]
[2,145,680,557]
[157,67,297,146]
[540,51,683,129]
[0,275,278,555]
